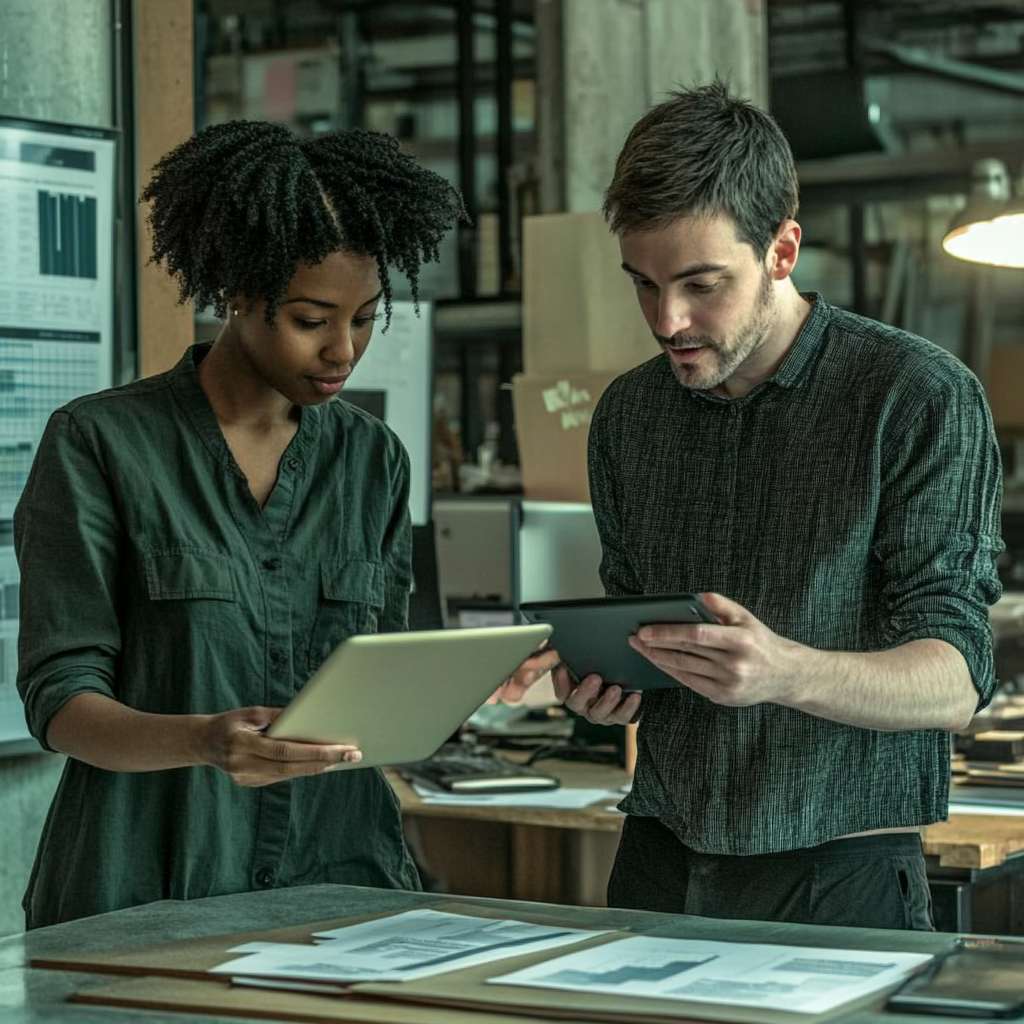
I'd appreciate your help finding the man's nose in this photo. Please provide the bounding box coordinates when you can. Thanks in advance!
[656,294,693,339]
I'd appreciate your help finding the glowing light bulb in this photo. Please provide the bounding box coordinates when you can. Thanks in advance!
[942,209,1024,269]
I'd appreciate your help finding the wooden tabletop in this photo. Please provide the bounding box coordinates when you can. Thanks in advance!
[387,757,630,833]
[388,760,1024,870]
[921,813,1024,870]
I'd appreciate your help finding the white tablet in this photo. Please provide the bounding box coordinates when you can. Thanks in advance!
[267,624,552,768]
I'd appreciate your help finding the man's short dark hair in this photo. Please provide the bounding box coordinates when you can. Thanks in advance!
[603,80,799,257]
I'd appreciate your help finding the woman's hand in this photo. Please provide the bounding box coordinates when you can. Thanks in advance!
[552,664,642,726]
[199,706,362,787]
[488,647,562,704]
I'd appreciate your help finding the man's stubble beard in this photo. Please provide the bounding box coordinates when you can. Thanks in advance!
[667,272,776,392]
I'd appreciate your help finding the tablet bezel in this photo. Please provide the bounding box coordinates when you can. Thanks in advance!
[519,593,716,691]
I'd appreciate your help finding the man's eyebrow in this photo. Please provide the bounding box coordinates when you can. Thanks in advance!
[620,261,727,281]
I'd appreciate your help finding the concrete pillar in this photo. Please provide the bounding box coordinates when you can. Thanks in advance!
[561,0,648,213]
[644,0,767,111]
[537,0,768,212]
[0,0,113,937]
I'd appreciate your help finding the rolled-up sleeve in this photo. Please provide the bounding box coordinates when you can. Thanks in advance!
[874,373,1004,708]
[15,411,121,748]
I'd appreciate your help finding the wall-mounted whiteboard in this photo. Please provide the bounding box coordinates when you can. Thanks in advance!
[344,299,432,527]
[0,116,117,752]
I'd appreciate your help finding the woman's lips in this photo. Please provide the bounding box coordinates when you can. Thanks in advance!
[308,375,348,395]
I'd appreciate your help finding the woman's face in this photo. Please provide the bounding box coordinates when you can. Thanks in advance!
[230,250,383,407]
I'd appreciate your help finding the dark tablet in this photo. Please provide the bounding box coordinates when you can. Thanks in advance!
[886,939,1024,1018]
[519,594,717,691]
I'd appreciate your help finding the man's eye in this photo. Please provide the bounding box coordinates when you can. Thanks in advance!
[296,318,327,330]
[688,282,717,294]
[632,278,656,291]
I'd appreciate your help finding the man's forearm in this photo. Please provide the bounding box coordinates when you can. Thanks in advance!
[781,638,978,732]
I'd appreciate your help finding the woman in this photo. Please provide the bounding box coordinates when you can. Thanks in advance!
[16,121,554,928]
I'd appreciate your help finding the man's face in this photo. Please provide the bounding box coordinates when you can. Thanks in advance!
[234,249,383,407]
[619,214,777,392]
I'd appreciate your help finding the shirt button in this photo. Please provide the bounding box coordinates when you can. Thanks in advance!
[269,647,286,666]
[287,457,301,470]
[262,557,282,571]
[255,868,274,888]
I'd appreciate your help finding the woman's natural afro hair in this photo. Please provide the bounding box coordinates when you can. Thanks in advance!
[141,120,467,326]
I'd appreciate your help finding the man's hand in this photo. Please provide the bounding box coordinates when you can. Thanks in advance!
[627,592,806,707]
[200,706,362,787]
[552,664,642,726]
[489,647,562,703]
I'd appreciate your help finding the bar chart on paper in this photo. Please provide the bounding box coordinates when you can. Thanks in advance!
[37,191,98,279]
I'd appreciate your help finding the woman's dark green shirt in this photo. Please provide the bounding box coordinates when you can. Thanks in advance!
[15,343,420,929]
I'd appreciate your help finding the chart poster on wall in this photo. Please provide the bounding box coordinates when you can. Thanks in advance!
[0,117,117,747]
[343,299,432,527]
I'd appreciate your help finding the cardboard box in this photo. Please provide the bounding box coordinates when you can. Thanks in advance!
[512,370,619,502]
[988,345,1024,432]
[523,212,656,376]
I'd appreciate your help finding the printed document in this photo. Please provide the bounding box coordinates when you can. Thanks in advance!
[489,935,932,1014]
[211,909,605,983]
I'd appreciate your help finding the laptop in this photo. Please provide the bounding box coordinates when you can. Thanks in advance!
[267,624,552,768]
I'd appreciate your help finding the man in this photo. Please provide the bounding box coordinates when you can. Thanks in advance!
[552,81,1004,930]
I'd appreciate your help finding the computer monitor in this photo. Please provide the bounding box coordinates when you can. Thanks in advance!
[433,497,515,624]
[342,388,387,422]
[512,500,604,607]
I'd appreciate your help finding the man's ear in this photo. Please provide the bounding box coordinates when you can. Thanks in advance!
[768,219,802,280]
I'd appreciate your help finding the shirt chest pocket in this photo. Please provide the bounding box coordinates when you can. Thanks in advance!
[143,549,237,633]
[308,559,385,673]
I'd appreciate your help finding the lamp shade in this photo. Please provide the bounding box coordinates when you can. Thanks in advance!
[942,159,1024,269]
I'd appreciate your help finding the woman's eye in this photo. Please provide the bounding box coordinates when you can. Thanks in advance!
[296,318,327,330]
[353,313,382,328]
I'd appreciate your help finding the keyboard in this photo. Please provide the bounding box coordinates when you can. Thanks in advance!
[402,744,560,794]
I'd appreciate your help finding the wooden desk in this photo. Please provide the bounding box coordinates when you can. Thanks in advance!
[389,758,628,907]
[389,760,1024,933]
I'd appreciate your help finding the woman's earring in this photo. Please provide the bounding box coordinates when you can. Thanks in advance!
[232,307,240,317]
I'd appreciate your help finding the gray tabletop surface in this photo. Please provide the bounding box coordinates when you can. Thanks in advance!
[0,883,997,1024]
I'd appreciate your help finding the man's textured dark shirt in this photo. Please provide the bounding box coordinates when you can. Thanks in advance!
[588,295,1004,855]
